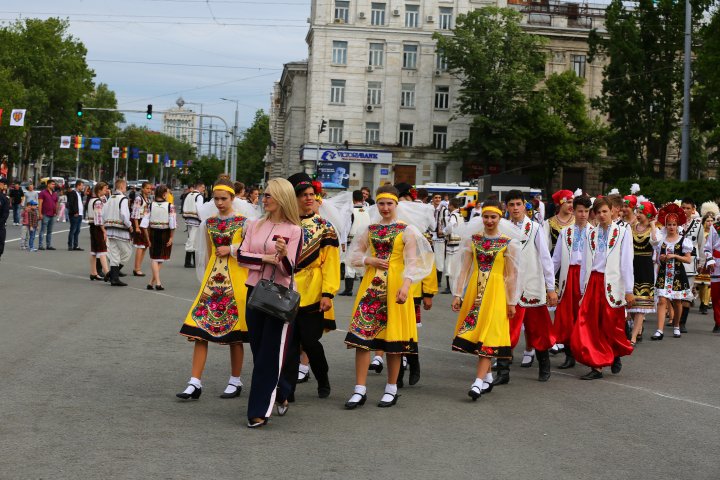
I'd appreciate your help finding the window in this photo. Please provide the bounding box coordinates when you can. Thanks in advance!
[369,43,384,66]
[366,122,380,144]
[399,124,414,147]
[403,44,418,69]
[332,41,348,65]
[335,1,349,22]
[571,54,586,78]
[367,81,382,105]
[433,126,448,150]
[371,3,386,26]
[330,79,346,104]
[434,86,449,110]
[329,120,344,143]
[436,52,448,71]
[401,83,415,108]
[405,4,419,27]
[439,7,453,30]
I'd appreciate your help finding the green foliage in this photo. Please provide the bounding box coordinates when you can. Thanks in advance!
[433,7,547,170]
[180,155,224,188]
[235,109,270,186]
[120,125,195,182]
[589,0,712,178]
[694,9,720,172]
[610,177,720,205]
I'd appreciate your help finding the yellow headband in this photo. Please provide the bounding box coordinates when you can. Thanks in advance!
[213,185,236,195]
[376,193,398,203]
[482,206,503,216]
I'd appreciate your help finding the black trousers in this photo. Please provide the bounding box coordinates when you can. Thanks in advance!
[245,290,295,420]
[0,222,5,257]
[282,309,329,394]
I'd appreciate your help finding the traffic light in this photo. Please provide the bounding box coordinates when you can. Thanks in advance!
[76,103,83,118]
[146,104,153,120]
[318,119,327,134]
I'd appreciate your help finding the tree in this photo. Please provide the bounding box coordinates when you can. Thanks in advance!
[694,8,720,175]
[523,72,606,193]
[180,155,225,188]
[588,0,711,179]
[120,125,195,183]
[235,109,270,185]
[433,7,547,173]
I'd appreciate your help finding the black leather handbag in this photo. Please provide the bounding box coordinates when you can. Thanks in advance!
[247,264,300,323]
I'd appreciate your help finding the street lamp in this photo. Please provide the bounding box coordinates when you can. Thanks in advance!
[176,97,204,158]
[220,97,240,181]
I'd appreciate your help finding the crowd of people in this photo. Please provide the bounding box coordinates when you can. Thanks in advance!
[2,173,719,430]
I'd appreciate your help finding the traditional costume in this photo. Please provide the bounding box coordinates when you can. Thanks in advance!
[571,221,634,378]
[341,202,371,295]
[629,202,658,314]
[131,192,150,249]
[544,189,575,254]
[141,200,177,261]
[103,190,133,285]
[87,196,107,257]
[702,218,720,333]
[443,207,463,282]
[182,189,204,268]
[680,208,703,331]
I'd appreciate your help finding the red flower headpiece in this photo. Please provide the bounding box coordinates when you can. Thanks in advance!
[657,203,687,227]
[408,187,418,201]
[311,180,323,195]
[623,195,637,209]
[638,201,657,219]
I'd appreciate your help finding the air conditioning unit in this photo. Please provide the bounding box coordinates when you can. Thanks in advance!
[358,12,366,19]
[366,65,374,72]
[426,15,434,23]
[392,9,401,16]
[366,105,375,112]
[334,18,345,24]
[434,70,442,76]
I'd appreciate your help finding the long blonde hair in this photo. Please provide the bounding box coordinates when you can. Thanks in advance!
[264,178,301,226]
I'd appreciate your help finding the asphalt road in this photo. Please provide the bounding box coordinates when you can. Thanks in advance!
[1,219,719,479]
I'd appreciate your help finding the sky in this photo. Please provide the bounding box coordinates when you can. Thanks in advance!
[1,0,310,137]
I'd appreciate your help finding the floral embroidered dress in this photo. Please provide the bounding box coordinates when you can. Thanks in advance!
[344,221,433,353]
[451,234,520,358]
[654,236,693,300]
[628,225,656,313]
[180,214,249,344]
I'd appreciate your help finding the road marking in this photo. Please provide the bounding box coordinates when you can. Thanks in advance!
[6,225,89,243]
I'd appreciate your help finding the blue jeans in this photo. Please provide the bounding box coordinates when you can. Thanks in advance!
[68,215,82,249]
[39,215,55,248]
[28,229,36,250]
[12,204,20,224]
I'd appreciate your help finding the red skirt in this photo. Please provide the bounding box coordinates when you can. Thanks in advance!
[511,305,555,351]
[571,271,633,368]
[133,228,150,248]
[553,265,582,345]
[149,228,172,261]
[89,224,107,255]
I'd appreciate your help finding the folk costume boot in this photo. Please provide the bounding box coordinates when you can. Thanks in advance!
[442,277,452,294]
[184,252,193,268]
[340,278,354,296]
[407,353,421,385]
[492,358,511,386]
[679,306,689,333]
[558,345,576,369]
[109,266,127,287]
[537,350,551,382]
[117,264,127,277]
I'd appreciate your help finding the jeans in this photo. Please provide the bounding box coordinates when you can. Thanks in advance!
[68,215,82,249]
[28,228,36,250]
[12,204,20,224]
[39,215,55,248]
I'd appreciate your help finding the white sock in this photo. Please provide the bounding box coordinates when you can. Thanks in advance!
[402,357,408,368]
[222,376,242,394]
[298,364,310,374]
[380,383,397,403]
[556,344,564,350]
[371,355,383,366]
[674,327,681,335]
[655,329,663,336]
[484,372,494,383]
[472,378,484,389]
[183,377,201,394]
[523,349,535,356]
[354,385,367,395]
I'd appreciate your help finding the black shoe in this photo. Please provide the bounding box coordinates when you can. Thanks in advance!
[73,247,84,251]
[109,266,127,287]
[651,332,664,341]
[713,325,720,334]
[39,246,45,250]
[176,384,202,400]
[468,385,482,401]
[90,274,104,281]
[520,352,535,368]
[155,285,165,291]
[481,382,493,395]
[369,360,384,374]
[700,304,708,314]
[184,252,193,268]
[344,393,366,409]
[46,246,56,251]
[146,284,154,290]
[407,355,420,386]
[580,369,603,380]
[537,350,551,382]
[318,385,331,398]
[611,357,622,374]
[133,271,146,277]
[679,325,687,334]
[219,384,242,399]
[377,392,399,408]
[492,373,510,386]
[247,418,268,428]
[297,370,311,383]
[558,354,576,369]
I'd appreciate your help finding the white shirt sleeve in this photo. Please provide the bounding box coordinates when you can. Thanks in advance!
[552,231,562,274]
[534,226,555,290]
[121,197,132,228]
[621,228,634,294]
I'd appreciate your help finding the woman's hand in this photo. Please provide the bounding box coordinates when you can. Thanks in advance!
[319,297,332,312]
[365,257,389,270]
[396,285,409,304]
[166,237,173,247]
[216,246,231,257]
[507,304,516,319]
[625,293,635,307]
[275,237,288,257]
[451,296,462,312]
[262,254,280,265]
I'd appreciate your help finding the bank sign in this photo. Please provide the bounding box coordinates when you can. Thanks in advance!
[301,146,392,165]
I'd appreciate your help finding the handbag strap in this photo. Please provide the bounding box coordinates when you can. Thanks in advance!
[268,262,296,290]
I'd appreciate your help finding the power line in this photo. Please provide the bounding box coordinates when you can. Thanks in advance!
[0,11,308,22]
[88,59,282,70]
[0,17,307,27]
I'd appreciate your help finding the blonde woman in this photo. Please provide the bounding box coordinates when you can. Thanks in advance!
[235,178,302,428]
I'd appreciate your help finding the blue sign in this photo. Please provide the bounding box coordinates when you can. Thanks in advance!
[380,168,389,175]
[317,160,350,189]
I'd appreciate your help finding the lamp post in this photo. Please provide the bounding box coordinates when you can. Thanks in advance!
[176,97,204,158]
[679,0,692,182]
[220,98,240,181]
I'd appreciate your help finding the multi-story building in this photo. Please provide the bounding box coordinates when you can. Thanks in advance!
[162,107,199,148]
[266,0,609,193]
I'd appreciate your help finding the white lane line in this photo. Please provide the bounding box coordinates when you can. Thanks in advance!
[6,225,89,243]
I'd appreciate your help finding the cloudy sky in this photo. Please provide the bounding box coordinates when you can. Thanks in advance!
[1,0,310,133]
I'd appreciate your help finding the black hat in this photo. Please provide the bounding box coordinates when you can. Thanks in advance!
[0,177,8,184]
[394,182,413,198]
[287,172,314,195]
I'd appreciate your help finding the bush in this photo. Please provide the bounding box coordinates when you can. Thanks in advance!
[611,177,720,205]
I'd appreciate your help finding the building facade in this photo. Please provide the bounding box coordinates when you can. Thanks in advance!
[162,107,199,148]
[267,0,609,194]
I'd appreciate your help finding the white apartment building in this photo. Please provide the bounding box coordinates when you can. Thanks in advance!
[162,107,199,148]
[266,0,608,193]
